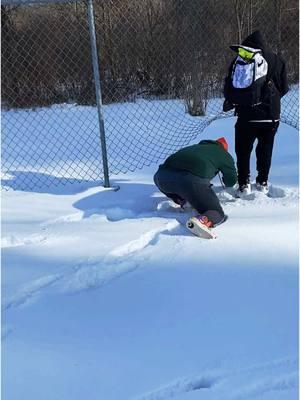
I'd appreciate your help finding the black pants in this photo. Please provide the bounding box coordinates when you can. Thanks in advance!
[154,168,225,225]
[235,121,279,185]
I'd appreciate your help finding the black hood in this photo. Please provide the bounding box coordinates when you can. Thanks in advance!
[230,30,266,53]
[242,30,265,52]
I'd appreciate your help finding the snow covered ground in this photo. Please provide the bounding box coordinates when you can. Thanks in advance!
[1,108,299,399]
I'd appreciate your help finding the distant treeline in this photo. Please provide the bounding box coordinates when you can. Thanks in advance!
[1,0,299,115]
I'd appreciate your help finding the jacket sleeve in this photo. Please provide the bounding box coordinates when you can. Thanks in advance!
[278,57,289,97]
[223,60,234,99]
[223,76,230,99]
[220,154,237,187]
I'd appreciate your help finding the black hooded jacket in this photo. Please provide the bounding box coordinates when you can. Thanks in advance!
[224,31,289,121]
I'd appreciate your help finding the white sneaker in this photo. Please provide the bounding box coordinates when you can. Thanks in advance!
[256,181,269,195]
[236,182,251,197]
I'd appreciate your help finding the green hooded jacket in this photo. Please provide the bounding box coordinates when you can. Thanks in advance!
[159,140,237,187]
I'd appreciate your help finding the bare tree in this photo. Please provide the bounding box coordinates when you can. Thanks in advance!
[1,0,298,109]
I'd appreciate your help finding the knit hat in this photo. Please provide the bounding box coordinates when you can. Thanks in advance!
[216,137,228,151]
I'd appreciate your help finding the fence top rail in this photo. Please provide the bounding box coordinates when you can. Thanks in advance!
[1,0,104,5]
[2,0,78,5]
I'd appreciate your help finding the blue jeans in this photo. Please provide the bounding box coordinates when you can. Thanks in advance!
[154,167,225,225]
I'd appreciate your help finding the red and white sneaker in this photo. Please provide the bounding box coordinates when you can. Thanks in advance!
[186,215,216,239]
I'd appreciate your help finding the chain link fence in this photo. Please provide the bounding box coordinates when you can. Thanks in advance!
[1,0,299,191]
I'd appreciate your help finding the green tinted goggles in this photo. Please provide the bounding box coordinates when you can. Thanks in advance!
[238,47,255,60]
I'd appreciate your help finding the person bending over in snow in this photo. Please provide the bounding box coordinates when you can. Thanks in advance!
[154,138,237,234]
[223,30,289,196]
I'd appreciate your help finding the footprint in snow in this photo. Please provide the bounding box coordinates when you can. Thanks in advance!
[1,234,48,248]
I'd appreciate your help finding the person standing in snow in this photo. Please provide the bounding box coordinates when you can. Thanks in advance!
[223,30,289,196]
[153,138,237,231]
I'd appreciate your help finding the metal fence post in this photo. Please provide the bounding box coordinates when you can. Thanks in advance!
[87,0,110,188]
